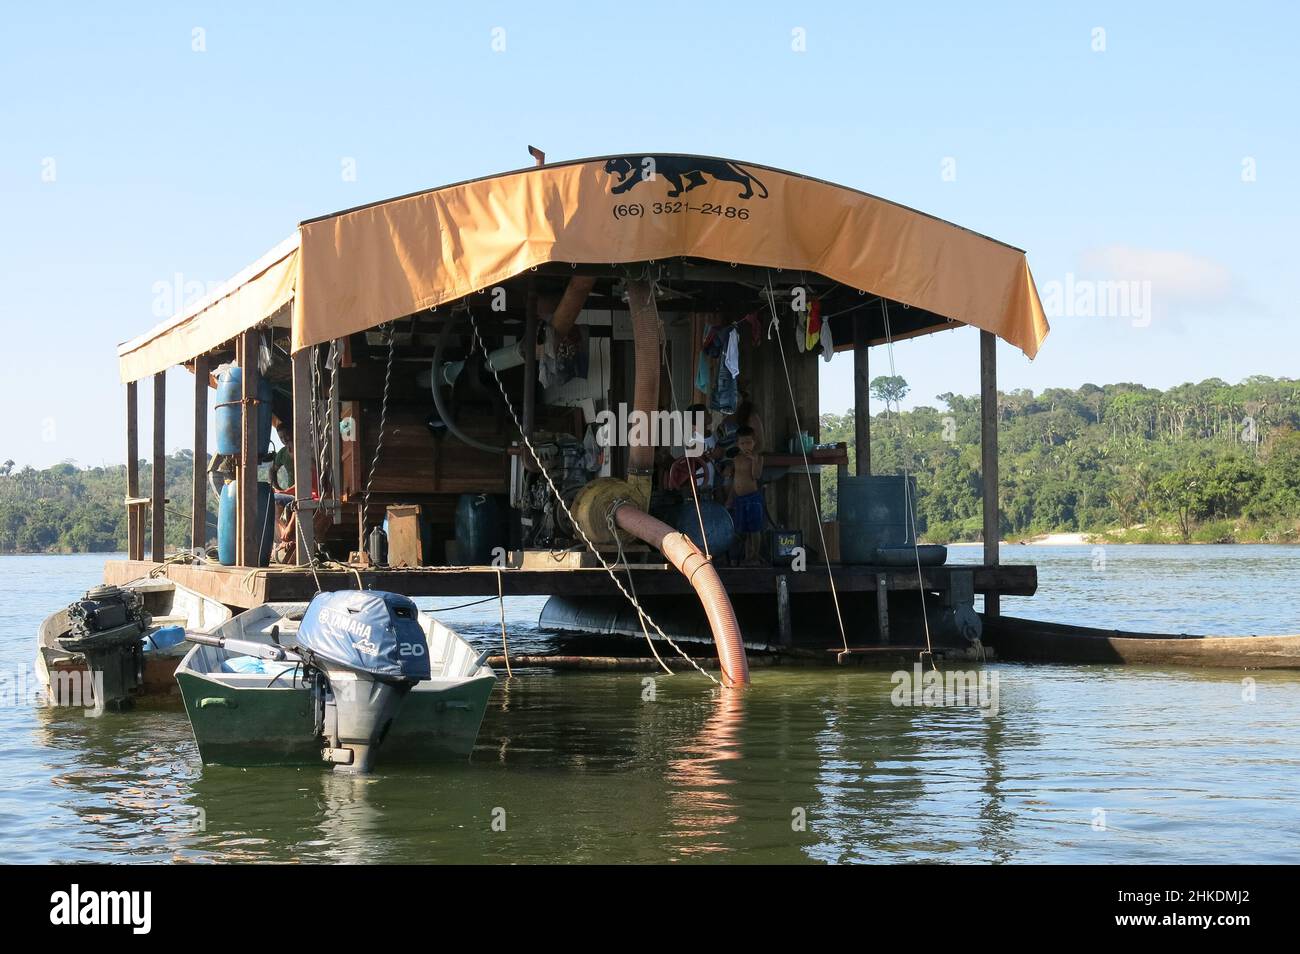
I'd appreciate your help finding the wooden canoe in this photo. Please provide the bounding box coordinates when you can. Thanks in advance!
[982,614,1300,669]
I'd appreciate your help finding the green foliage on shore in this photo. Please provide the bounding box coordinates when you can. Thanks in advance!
[3,377,1298,553]
[0,452,212,554]
[819,376,1300,545]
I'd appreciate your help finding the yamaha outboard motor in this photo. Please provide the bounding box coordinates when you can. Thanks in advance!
[296,591,430,773]
[59,585,152,712]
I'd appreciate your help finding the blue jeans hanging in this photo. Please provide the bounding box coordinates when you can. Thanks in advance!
[711,365,738,414]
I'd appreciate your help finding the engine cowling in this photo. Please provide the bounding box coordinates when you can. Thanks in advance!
[296,591,431,773]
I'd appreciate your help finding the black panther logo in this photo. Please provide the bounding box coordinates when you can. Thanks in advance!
[604,155,769,200]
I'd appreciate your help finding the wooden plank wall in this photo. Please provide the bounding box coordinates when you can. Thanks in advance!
[742,317,823,549]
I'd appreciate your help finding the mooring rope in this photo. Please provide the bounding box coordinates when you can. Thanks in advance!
[494,566,513,677]
[878,299,937,670]
[762,272,851,661]
[608,509,674,676]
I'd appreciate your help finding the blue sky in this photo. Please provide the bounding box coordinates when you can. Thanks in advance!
[3,2,1296,467]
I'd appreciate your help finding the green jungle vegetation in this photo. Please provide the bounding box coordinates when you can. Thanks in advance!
[2,377,1298,552]
[819,375,1300,545]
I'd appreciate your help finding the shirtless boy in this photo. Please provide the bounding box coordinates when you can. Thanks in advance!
[729,426,765,565]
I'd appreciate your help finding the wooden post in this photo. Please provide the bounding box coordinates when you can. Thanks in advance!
[775,574,792,648]
[876,572,890,644]
[151,372,166,562]
[291,345,316,565]
[238,330,261,567]
[853,313,870,476]
[980,330,1000,617]
[521,280,539,440]
[125,381,142,561]
[191,354,209,552]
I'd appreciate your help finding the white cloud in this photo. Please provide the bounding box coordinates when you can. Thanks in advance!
[1078,246,1233,301]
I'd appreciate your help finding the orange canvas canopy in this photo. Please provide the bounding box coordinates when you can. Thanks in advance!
[295,154,1049,357]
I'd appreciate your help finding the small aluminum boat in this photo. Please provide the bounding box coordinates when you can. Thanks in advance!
[175,592,496,772]
[36,578,232,709]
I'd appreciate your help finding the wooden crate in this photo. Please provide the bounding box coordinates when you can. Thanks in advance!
[387,504,425,567]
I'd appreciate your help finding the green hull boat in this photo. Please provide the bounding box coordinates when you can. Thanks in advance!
[176,601,496,769]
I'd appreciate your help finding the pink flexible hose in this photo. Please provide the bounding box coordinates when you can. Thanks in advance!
[613,504,751,688]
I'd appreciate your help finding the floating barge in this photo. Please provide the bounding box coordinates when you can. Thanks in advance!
[109,153,1051,677]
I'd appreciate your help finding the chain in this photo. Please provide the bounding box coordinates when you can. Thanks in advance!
[360,324,397,537]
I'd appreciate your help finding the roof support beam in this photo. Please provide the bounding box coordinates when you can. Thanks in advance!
[125,382,143,562]
[151,372,166,562]
[854,314,871,476]
[192,354,209,552]
[291,343,317,565]
[237,330,262,567]
[980,330,1000,616]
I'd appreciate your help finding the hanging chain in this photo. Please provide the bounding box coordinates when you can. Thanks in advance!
[360,324,397,537]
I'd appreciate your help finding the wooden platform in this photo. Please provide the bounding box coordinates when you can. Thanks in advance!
[104,559,1036,610]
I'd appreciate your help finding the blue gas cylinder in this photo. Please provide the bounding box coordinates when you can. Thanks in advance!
[217,479,275,566]
[214,364,273,456]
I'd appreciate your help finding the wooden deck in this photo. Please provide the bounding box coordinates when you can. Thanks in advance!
[103,558,1037,610]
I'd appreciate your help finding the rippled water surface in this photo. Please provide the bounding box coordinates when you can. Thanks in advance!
[2,547,1298,863]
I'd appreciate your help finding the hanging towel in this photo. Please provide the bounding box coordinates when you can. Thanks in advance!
[723,325,740,378]
[820,316,834,361]
[805,299,822,352]
[695,352,711,392]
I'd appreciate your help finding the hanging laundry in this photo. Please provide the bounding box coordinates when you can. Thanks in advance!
[805,298,822,352]
[738,311,762,346]
[538,326,556,388]
[723,325,740,378]
[820,315,834,362]
[712,366,738,414]
[556,325,589,383]
[793,306,806,353]
[695,351,711,392]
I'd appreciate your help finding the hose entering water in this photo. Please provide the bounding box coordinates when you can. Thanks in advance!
[615,278,749,687]
[612,503,750,687]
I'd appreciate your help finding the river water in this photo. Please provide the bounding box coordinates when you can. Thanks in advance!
[1,546,1297,863]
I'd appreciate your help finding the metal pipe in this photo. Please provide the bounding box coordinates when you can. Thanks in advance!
[432,312,507,454]
[549,275,597,338]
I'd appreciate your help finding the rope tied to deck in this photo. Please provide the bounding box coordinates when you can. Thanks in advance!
[495,566,513,678]
[762,272,851,663]
[878,299,937,672]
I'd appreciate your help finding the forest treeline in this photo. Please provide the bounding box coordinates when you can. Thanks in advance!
[2,376,1298,552]
[820,375,1300,544]
[0,452,206,554]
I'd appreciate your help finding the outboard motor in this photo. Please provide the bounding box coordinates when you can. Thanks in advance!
[59,585,152,712]
[296,591,430,773]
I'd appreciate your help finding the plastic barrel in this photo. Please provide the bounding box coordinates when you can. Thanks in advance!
[217,479,275,566]
[838,475,917,564]
[214,364,273,456]
[454,493,505,565]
